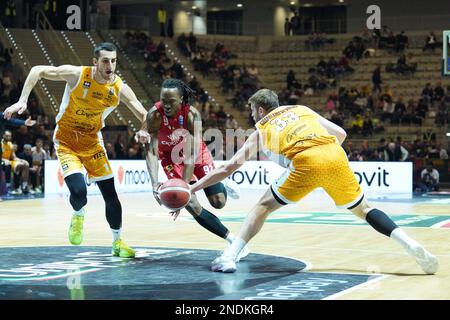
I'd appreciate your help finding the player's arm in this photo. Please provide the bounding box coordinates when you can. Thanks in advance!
[182,108,202,184]
[315,112,347,145]
[120,83,148,124]
[3,65,81,119]
[191,130,259,193]
[144,106,162,203]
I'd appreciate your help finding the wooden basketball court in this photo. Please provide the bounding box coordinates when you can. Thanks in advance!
[0,189,449,299]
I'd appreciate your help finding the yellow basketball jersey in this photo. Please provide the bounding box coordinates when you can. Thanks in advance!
[54,66,123,148]
[255,105,337,167]
[1,141,13,160]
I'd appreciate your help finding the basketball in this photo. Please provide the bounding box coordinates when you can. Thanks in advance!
[158,179,191,210]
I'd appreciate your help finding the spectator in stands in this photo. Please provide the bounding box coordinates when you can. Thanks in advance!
[410,138,427,158]
[167,18,174,38]
[157,5,167,37]
[284,18,292,36]
[89,0,99,31]
[127,147,140,160]
[105,142,116,160]
[154,59,166,76]
[360,140,374,160]
[395,31,408,53]
[416,98,429,121]
[396,54,408,74]
[31,138,48,193]
[114,134,127,159]
[418,161,440,192]
[2,130,31,195]
[385,31,396,52]
[246,64,259,78]
[12,124,33,155]
[435,93,450,126]
[225,114,238,130]
[384,141,409,161]
[17,144,38,194]
[170,60,185,79]
[350,114,363,134]
[290,11,301,35]
[337,55,354,75]
[177,33,189,56]
[343,41,356,59]
[391,96,406,124]
[433,82,445,103]
[188,32,197,53]
[423,32,437,52]
[42,141,55,159]
[216,105,228,128]
[381,97,394,123]
[421,83,434,105]
[362,114,374,137]
[33,124,50,145]
[4,0,17,28]
[372,65,382,93]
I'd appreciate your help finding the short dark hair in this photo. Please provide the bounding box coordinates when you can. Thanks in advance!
[248,89,279,111]
[94,42,117,58]
[161,78,196,105]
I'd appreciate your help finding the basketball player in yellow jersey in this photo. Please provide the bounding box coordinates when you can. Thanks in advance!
[191,89,438,274]
[3,43,150,258]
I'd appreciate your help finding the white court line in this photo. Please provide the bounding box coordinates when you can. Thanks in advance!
[322,274,388,300]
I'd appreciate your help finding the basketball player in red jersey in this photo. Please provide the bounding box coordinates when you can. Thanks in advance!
[142,79,248,259]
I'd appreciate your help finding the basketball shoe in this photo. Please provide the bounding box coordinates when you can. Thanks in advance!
[406,244,439,274]
[211,253,237,273]
[222,178,240,199]
[236,245,250,262]
[112,239,136,258]
[68,213,84,245]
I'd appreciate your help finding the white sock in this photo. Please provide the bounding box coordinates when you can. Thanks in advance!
[22,181,27,189]
[73,207,85,217]
[111,229,121,242]
[390,228,420,251]
[226,233,235,244]
[224,237,247,260]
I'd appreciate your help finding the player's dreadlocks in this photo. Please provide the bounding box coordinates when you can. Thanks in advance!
[162,78,196,105]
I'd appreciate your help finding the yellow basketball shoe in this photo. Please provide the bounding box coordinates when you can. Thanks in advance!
[112,239,136,258]
[68,214,85,245]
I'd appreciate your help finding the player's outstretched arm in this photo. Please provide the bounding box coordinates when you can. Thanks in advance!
[3,65,80,120]
[144,107,162,204]
[120,84,148,124]
[191,130,259,193]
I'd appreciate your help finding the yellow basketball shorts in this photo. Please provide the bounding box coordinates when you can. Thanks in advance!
[271,143,364,209]
[55,142,113,183]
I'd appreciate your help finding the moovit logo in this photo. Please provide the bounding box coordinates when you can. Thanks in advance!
[230,166,270,186]
[124,169,152,185]
[353,167,390,187]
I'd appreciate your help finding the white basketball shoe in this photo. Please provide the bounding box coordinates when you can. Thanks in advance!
[222,178,240,199]
[407,245,439,275]
[211,253,237,273]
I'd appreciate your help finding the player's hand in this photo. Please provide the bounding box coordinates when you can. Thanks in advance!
[152,182,163,205]
[24,116,36,127]
[135,130,151,144]
[170,209,181,221]
[3,100,28,120]
[2,159,11,166]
